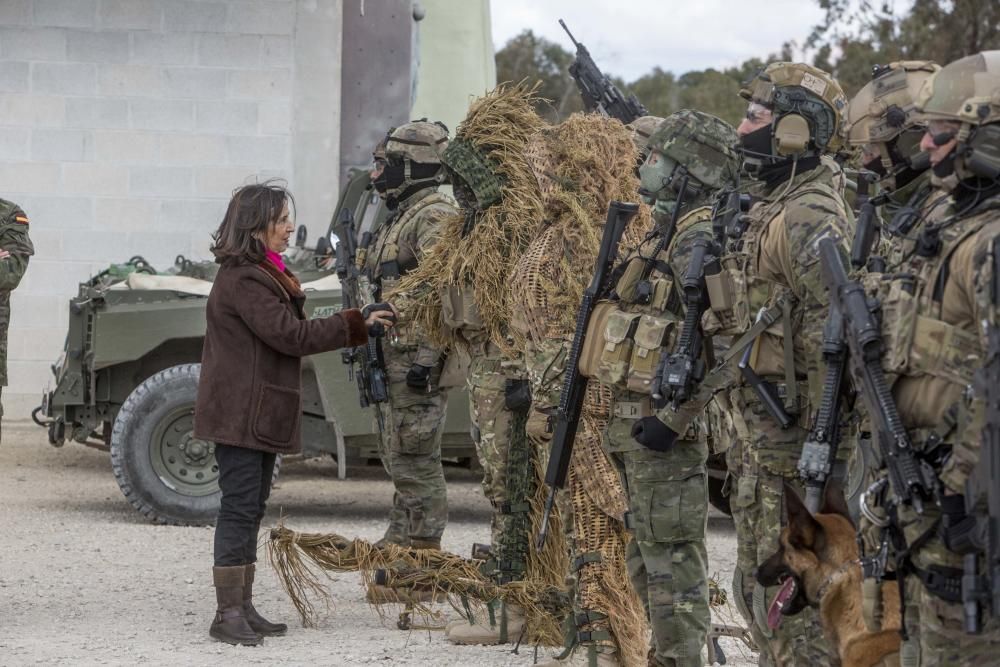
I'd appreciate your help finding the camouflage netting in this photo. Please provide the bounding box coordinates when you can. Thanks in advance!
[267,526,570,645]
[391,82,547,353]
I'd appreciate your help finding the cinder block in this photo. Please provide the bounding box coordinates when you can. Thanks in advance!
[93,130,158,163]
[194,100,257,134]
[129,98,194,132]
[33,0,97,29]
[159,198,227,233]
[194,166,260,196]
[160,134,226,166]
[0,27,67,61]
[8,293,62,330]
[131,32,196,65]
[225,1,294,35]
[97,64,163,97]
[15,195,93,229]
[18,259,87,297]
[18,228,61,260]
[0,0,32,25]
[227,69,290,99]
[66,97,127,129]
[125,230,194,265]
[129,165,193,197]
[0,94,65,127]
[164,1,226,32]
[226,135,289,167]
[6,356,63,398]
[95,197,160,231]
[197,34,260,68]
[7,328,69,363]
[62,162,129,196]
[257,99,291,135]
[0,128,30,160]
[32,62,97,96]
[0,163,60,193]
[161,67,227,99]
[66,29,130,64]
[260,35,292,67]
[31,129,94,162]
[292,91,338,133]
[57,229,121,263]
[98,0,162,31]
[0,62,29,93]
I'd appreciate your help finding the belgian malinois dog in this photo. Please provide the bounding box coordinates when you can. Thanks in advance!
[756,483,901,667]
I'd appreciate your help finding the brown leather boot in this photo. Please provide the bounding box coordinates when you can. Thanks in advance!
[243,563,288,636]
[210,565,262,646]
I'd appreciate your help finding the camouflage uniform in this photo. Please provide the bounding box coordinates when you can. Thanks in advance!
[855,52,1000,666]
[363,121,456,548]
[584,111,741,667]
[0,199,32,436]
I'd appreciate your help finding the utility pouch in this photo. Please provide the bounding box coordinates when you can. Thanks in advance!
[880,276,917,374]
[504,379,532,411]
[595,310,641,387]
[578,301,616,379]
[705,263,749,331]
[440,284,484,331]
[626,314,676,394]
[615,257,645,303]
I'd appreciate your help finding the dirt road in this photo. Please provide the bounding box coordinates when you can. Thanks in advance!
[0,422,755,666]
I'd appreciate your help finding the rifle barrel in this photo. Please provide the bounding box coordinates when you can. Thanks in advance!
[558,19,581,47]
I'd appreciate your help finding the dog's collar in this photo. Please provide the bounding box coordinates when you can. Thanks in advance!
[815,559,861,603]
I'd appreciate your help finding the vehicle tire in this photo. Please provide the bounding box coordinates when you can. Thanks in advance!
[110,364,283,526]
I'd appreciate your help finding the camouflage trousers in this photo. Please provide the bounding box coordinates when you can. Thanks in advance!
[468,353,531,583]
[727,390,835,667]
[607,415,710,667]
[377,343,448,547]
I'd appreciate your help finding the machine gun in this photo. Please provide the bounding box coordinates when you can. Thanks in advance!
[536,200,640,548]
[559,19,648,124]
[334,207,388,424]
[818,238,938,515]
[957,235,1000,633]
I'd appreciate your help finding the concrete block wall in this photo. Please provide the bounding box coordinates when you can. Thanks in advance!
[0,0,343,415]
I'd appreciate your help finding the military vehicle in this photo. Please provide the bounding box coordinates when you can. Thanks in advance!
[34,170,475,526]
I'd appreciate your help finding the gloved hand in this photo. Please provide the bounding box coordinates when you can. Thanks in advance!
[362,302,396,337]
[406,363,432,389]
[631,416,679,452]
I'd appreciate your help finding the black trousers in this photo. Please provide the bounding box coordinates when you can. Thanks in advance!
[214,444,277,567]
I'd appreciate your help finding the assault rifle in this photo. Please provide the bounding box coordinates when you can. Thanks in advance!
[818,238,938,514]
[559,19,648,124]
[536,200,641,548]
[797,300,848,512]
[958,235,1000,632]
[334,208,388,423]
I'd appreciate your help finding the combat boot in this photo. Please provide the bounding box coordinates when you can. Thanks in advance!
[209,565,262,646]
[535,645,620,666]
[243,563,287,636]
[446,602,525,645]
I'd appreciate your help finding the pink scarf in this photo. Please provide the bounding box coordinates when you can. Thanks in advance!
[265,249,286,273]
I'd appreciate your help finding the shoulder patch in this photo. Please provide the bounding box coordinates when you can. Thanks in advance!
[14,215,28,225]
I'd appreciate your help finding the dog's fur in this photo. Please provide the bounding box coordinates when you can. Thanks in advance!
[756,484,901,667]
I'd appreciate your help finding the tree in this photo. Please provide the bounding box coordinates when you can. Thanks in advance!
[494,30,583,122]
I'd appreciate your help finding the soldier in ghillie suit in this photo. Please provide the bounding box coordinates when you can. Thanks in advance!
[852,51,1000,666]
[0,198,32,441]
[657,62,854,666]
[393,83,565,646]
[508,113,655,667]
[585,110,740,667]
[359,120,457,563]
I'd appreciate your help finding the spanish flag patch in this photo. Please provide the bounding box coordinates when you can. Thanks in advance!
[14,215,28,224]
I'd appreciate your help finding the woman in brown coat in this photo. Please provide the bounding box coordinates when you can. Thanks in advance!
[194,182,394,645]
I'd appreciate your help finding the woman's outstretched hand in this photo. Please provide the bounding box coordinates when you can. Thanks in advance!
[361,302,398,337]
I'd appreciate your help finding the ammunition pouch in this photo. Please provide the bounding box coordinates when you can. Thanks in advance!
[440,284,484,332]
[581,305,678,394]
[705,261,751,333]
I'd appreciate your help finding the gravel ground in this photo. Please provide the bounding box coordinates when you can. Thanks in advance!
[0,422,756,666]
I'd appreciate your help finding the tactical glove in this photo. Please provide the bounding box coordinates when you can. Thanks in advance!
[361,302,396,337]
[406,363,432,389]
[631,416,678,452]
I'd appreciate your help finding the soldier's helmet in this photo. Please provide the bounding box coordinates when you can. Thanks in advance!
[384,119,449,165]
[844,61,940,146]
[648,109,739,192]
[627,115,665,160]
[740,62,848,153]
[372,135,388,162]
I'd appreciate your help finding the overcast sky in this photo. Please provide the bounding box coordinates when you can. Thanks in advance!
[490,0,827,81]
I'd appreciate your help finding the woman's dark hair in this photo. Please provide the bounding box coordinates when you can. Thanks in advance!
[211,180,295,266]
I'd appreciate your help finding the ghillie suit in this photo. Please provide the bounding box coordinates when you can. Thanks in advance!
[509,113,653,667]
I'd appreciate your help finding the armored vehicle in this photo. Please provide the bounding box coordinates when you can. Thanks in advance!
[35,170,475,526]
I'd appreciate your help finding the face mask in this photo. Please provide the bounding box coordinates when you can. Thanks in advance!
[638,153,678,205]
[373,161,405,196]
[739,124,773,160]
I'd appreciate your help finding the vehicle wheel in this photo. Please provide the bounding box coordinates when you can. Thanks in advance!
[110,364,284,526]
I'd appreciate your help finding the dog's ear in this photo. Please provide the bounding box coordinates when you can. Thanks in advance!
[820,480,854,526]
[783,483,822,549]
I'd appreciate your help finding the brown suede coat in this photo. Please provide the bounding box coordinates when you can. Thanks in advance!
[194,261,367,454]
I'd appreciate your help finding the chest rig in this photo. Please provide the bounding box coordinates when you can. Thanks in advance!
[582,207,710,396]
[360,191,453,299]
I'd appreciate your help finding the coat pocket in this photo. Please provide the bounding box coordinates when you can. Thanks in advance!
[252,383,301,446]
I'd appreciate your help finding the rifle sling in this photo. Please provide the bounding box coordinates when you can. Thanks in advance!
[716,296,788,369]
[781,297,799,414]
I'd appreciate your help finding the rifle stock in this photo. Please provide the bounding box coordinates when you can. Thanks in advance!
[536,200,640,549]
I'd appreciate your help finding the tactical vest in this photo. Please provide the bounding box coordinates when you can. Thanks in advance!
[581,207,712,395]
